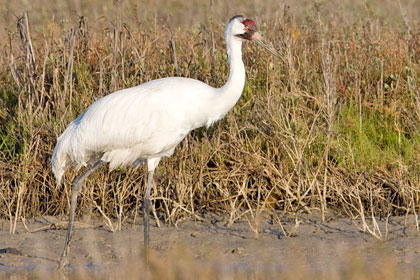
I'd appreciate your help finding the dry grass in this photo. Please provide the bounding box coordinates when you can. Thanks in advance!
[1,0,420,241]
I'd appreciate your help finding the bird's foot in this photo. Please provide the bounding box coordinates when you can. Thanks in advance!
[57,255,69,270]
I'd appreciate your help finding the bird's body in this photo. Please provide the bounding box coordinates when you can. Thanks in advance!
[52,75,243,180]
[52,15,275,268]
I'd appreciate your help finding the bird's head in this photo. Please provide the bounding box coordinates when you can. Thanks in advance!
[227,15,278,56]
[227,15,257,41]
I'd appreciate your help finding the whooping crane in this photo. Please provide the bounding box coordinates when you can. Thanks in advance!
[52,15,277,268]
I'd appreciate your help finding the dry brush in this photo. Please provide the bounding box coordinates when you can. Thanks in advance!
[1,0,420,238]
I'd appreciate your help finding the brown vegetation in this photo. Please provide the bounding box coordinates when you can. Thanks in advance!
[1,0,420,242]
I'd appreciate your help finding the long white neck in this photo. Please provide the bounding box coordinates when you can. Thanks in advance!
[214,34,245,116]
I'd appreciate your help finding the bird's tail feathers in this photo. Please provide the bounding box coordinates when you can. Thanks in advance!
[51,138,68,186]
[51,124,85,185]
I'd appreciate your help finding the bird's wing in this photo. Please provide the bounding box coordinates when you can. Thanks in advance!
[52,77,216,178]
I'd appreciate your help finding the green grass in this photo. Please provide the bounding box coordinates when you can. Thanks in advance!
[335,101,420,171]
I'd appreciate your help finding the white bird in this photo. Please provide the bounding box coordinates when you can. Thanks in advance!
[52,15,276,268]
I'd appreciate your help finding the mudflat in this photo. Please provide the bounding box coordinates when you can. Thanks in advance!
[1,214,419,278]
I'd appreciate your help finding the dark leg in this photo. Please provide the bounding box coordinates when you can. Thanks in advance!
[58,160,104,269]
[143,157,160,265]
[143,169,154,250]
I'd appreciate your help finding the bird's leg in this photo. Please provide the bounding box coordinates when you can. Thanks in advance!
[142,157,160,265]
[143,169,154,250]
[58,160,104,269]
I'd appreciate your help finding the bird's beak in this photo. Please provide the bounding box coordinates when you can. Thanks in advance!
[251,32,279,56]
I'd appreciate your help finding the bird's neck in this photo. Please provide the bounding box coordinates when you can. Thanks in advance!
[216,37,245,113]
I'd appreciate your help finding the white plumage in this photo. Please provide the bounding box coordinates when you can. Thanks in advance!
[52,77,226,180]
[52,15,274,268]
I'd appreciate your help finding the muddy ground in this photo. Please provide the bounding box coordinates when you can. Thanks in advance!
[1,213,420,277]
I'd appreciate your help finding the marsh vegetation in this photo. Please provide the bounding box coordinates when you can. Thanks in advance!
[1,0,420,277]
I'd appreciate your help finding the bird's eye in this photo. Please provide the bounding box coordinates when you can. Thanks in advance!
[244,26,249,32]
